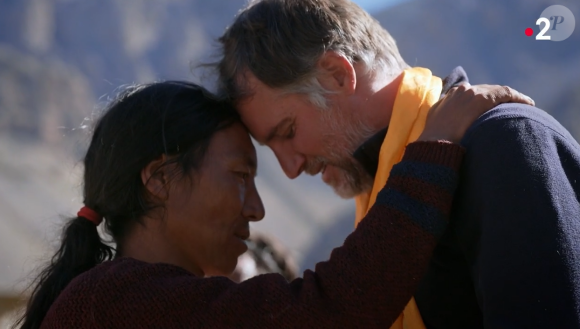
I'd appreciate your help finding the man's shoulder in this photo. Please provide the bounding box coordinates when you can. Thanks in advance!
[461,103,576,147]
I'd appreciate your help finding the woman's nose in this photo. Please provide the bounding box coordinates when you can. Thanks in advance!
[243,182,265,222]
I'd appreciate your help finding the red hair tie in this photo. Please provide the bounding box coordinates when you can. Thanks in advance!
[77,206,103,226]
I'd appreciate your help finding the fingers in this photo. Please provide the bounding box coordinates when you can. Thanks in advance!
[447,83,468,94]
[448,84,535,107]
[457,81,471,88]
[419,83,536,144]
[499,86,535,106]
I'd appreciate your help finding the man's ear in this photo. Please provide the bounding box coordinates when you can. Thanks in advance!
[317,51,356,95]
[141,155,170,201]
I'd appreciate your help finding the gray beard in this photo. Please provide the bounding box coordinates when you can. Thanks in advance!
[319,108,376,198]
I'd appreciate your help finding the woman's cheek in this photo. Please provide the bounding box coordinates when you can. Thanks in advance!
[238,180,247,204]
[224,173,247,208]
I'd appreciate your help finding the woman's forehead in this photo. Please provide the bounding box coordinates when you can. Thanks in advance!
[209,124,257,167]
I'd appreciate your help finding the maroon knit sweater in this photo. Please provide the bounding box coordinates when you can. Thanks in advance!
[40,141,464,329]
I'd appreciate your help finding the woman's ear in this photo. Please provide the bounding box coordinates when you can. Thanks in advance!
[141,155,170,201]
[317,51,357,95]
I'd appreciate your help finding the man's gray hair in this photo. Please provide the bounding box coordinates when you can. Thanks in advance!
[214,0,409,107]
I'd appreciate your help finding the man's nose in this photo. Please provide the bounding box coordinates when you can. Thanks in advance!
[272,146,305,179]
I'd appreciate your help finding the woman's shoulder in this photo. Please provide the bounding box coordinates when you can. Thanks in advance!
[62,257,198,300]
[42,258,203,328]
[96,257,194,279]
[68,257,191,287]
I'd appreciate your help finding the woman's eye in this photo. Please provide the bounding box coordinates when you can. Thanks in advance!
[237,172,250,181]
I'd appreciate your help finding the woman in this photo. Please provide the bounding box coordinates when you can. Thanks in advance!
[16,81,531,329]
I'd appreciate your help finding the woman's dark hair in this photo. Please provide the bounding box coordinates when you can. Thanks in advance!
[15,81,240,329]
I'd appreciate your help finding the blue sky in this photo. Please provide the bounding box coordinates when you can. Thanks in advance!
[351,0,411,13]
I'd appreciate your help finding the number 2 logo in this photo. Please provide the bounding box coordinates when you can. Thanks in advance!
[530,5,575,42]
[536,17,551,40]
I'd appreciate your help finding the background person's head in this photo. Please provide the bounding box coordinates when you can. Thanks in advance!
[228,232,298,283]
[215,0,408,198]
[18,81,264,329]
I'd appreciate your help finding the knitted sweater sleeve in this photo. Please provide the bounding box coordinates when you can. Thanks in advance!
[61,141,464,329]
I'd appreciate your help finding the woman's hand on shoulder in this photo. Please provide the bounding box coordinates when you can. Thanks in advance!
[419,84,535,143]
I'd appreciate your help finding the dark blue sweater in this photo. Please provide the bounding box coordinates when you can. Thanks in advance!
[414,68,580,328]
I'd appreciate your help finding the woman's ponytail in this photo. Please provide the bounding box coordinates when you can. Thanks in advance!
[15,215,113,329]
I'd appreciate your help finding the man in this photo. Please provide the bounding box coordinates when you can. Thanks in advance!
[214,0,580,328]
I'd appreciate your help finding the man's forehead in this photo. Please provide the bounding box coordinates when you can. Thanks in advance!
[236,97,273,141]
[235,71,277,103]
[235,75,290,144]
[238,105,293,146]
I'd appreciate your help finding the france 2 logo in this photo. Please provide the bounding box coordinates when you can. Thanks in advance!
[525,5,575,41]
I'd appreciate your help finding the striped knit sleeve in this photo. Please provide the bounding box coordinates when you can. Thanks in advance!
[373,140,464,238]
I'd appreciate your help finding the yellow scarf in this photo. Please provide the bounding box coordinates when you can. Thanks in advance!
[354,67,442,329]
